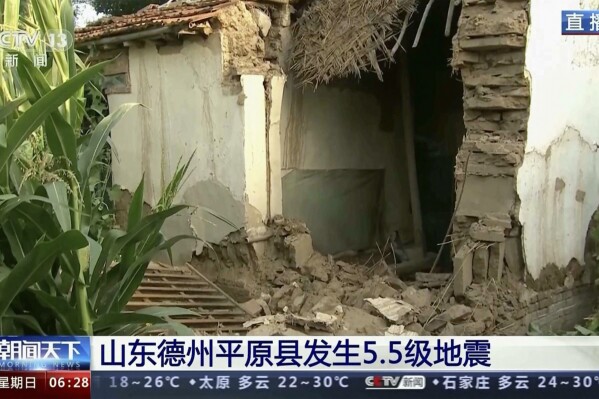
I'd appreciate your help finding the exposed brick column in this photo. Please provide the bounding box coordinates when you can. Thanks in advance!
[451,0,530,293]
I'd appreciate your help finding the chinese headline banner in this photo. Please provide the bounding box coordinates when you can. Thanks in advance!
[1,336,599,398]
[92,336,599,371]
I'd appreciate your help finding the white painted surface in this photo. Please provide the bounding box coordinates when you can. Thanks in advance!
[107,35,259,256]
[280,79,412,246]
[519,0,599,278]
[241,75,268,226]
[267,75,287,218]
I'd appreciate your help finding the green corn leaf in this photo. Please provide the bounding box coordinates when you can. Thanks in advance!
[17,54,78,171]
[0,230,88,316]
[93,312,166,334]
[29,289,80,335]
[78,103,139,189]
[0,314,46,335]
[99,234,195,314]
[128,176,145,232]
[89,229,126,294]
[1,219,25,261]
[0,96,26,121]
[0,57,109,173]
[44,181,72,232]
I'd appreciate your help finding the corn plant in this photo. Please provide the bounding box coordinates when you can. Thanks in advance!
[0,0,196,335]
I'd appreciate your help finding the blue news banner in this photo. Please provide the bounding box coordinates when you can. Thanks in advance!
[2,336,599,398]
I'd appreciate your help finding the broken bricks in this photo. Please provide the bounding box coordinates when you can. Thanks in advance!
[453,242,474,296]
[488,242,506,282]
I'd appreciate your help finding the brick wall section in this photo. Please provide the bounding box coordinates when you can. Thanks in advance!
[502,283,597,334]
[451,0,530,289]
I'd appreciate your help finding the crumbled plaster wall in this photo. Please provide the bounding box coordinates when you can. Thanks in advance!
[217,2,269,75]
[107,3,292,265]
[519,0,599,280]
[451,0,530,288]
[108,13,281,265]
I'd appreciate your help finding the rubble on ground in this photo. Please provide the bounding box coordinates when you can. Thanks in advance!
[193,217,538,337]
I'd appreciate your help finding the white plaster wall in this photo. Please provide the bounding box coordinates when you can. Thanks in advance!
[241,75,268,225]
[280,80,412,245]
[519,0,599,279]
[108,35,245,204]
[107,35,263,259]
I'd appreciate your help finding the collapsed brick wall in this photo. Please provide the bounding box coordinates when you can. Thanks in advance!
[451,0,530,289]
[510,283,596,334]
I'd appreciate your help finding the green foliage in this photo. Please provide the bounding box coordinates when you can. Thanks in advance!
[0,0,195,336]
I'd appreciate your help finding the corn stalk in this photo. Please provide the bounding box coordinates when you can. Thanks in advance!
[0,0,197,336]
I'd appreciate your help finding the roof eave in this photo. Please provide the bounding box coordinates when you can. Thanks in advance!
[76,26,186,49]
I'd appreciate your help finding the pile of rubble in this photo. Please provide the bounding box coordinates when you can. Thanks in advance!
[193,218,533,336]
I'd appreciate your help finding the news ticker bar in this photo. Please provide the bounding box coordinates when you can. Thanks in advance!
[1,372,599,399]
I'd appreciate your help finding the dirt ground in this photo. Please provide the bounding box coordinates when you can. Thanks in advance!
[191,217,540,337]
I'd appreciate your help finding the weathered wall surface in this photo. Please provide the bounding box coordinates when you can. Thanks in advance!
[280,79,412,254]
[107,32,267,263]
[519,0,599,279]
[451,0,530,290]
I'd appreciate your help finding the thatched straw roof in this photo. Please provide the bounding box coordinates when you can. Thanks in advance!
[290,0,418,86]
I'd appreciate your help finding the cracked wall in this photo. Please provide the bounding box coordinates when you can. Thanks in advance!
[453,0,598,295]
[519,0,599,280]
[107,20,273,264]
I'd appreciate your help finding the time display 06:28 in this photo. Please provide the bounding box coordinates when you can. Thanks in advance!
[49,376,90,389]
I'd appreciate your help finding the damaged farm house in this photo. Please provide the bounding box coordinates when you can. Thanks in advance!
[75,0,598,336]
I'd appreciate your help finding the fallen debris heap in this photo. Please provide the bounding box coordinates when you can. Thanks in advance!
[192,217,589,337]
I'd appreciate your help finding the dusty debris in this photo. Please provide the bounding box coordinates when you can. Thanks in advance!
[488,242,506,282]
[194,217,554,337]
[310,296,342,315]
[287,312,340,333]
[482,213,512,229]
[301,253,331,282]
[455,321,486,336]
[386,325,419,336]
[247,324,307,336]
[243,314,286,329]
[401,287,433,309]
[250,8,271,37]
[440,304,473,323]
[415,272,451,288]
[241,299,264,317]
[473,308,494,324]
[285,233,314,268]
[453,242,474,296]
[218,2,269,76]
[473,247,490,283]
[469,222,506,242]
[341,307,388,335]
[364,298,414,323]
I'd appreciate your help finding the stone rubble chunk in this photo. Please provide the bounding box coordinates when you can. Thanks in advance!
[401,287,434,309]
[440,304,473,323]
[241,299,264,317]
[285,233,313,268]
[488,242,506,282]
[385,325,419,336]
[469,222,506,242]
[472,247,490,283]
[364,298,414,323]
[453,242,474,296]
